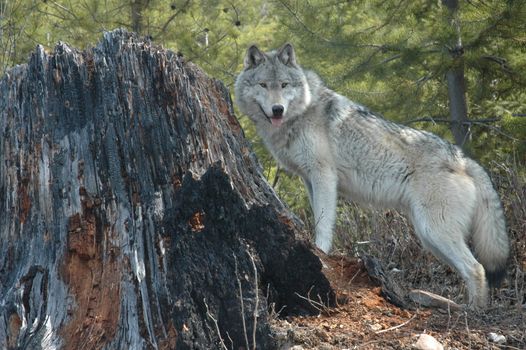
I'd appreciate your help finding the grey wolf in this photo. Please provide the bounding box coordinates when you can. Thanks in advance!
[234,43,509,309]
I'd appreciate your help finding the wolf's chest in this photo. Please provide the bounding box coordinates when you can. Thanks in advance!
[264,127,321,178]
[267,141,304,176]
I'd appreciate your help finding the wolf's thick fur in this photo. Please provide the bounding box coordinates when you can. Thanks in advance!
[234,43,509,308]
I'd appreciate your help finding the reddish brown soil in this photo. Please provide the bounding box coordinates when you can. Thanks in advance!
[271,255,526,349]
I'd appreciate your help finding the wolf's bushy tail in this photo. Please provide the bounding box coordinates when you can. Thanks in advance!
[469,161,509,288]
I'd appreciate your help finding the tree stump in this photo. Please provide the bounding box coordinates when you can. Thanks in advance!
[0,30,333,349]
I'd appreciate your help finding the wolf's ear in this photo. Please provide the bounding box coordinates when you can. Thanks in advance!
[277,43,298,67]
[244,45,266,69]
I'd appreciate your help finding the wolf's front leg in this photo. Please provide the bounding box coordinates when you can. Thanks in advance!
[307,170,338,254]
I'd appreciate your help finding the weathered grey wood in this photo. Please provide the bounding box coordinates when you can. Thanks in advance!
[0,30,333,349]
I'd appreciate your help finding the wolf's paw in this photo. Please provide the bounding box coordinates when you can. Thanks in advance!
[315,237,332,254]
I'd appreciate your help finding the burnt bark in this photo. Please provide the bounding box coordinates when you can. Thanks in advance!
[0,30,333,350]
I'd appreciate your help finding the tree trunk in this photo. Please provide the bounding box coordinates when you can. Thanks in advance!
[131,0,147,34]
[446,64,469,146]
[0,30,333,350]
[442,0,470,147]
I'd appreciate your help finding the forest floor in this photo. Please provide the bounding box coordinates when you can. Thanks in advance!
[271,254,526,350]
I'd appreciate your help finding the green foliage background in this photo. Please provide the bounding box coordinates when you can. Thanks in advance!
[1,0,525,213]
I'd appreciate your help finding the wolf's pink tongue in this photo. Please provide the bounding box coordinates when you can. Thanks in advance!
[271,117,283,127]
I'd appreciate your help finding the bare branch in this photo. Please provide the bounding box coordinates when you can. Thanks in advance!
[204,298,229,350]
[482,55,514,74]
[294,286,332,316]
[247,251,259,350]
[233,254,250,350]
[404,115,507,125]
[48,1,78,20]
[159,0,191,36]
[275,0,331,43]
[403,116,522,141]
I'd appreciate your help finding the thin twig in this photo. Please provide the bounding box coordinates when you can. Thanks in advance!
[159,0,191,35]
[405,114,525,124]
[294,286,332,316]
[225,332,234,350]
[272,167,281,188]
[375,314,417,334]
[403,116,521,141]
[346,264,364,287]
[275,0,331,43]
[247,251,259,350]
[233,254,250,350]
[49,1,78,19]
[204,298,229,350]
[403,116,501,125]
[463,311,472,348]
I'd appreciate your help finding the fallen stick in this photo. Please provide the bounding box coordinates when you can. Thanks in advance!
[375,314,417,334]
[409,289,463,311]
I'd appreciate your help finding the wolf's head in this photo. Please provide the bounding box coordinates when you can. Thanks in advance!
[234,43,311,127]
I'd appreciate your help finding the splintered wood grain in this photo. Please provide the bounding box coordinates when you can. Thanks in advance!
[0,30,331,349]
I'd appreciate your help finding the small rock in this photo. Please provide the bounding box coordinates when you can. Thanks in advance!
[413,333,444,350]
[488,332,506,344]
[369,323,383,332]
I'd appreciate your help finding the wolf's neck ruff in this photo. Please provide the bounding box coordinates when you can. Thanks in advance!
[234,43,509,310]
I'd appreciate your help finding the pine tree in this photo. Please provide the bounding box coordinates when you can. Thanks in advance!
[273,0,526,156]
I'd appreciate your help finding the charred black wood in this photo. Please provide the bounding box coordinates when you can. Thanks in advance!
[0,30,333,349]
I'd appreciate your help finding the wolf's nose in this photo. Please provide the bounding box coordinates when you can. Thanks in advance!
[272,105,284,117]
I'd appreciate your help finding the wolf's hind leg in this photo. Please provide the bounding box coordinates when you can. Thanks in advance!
[411,209,488,309]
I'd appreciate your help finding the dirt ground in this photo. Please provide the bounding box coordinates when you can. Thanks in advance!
[271,255,526,350]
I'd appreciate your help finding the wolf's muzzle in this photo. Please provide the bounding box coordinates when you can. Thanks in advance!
[272,105,284,117]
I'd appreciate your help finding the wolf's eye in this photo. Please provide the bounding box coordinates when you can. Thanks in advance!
[281,82,288,88]
[259,82,267,88]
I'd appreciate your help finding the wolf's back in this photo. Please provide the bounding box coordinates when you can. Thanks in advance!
[468,160,509,287]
